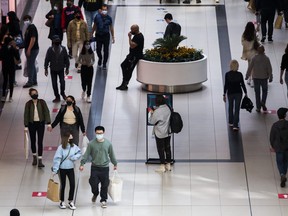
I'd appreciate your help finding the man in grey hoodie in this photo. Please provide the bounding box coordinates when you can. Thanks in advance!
[44,35,70,103]
[270,108,288,187]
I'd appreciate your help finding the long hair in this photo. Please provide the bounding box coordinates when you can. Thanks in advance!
[80,40,93,55]
[61,133,74,149]
[242,22,256,42]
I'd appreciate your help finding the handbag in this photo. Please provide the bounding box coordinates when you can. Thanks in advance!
[24,132,29,159]
[45,18,54,27]
[275,15,283,29]
[108,170,123,202]
[47,178,60,202]
[241,96,254,113]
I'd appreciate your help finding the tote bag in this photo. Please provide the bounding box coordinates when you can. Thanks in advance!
[24,132,29,159]
[108,171,123,202]
[47,179,60,202]
[275,15,283,29]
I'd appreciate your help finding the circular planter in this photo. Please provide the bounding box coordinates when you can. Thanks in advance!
[136,55,207,93]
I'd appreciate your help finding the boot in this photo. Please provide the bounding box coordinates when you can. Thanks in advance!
[165,163,172,171]
[155,164,166,173]
[38,158,45,168]
[32,155,37,166]
[116,81,128,90]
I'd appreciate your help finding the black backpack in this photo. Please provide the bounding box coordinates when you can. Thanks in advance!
[168,105,183,134]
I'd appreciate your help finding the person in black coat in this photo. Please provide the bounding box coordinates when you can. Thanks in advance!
[223,60,247,131]
[280,44,288,97]
[45,3,63,41]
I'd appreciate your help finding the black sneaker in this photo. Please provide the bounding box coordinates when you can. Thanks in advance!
[23,83,33,88]
[75,63,78,69]
[281,175,287,188]
[116,85,128,90]
[183,0,190,3]
[260,37,266,42]
[52,97,61,103]
[98,59,102,67]
[103,65,107,70]
[268,37,273,42]
[91,195,97,202]
[196,0,201,3]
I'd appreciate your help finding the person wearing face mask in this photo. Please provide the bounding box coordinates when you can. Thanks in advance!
[44,35,70,103]
[24,88,51,167]
[52,133,82,210]
[78,0,103,36]
[79,126,117,208]
[22,15,39,88]
[67,10,89,73]
[46,3,64,41]
[116,24,144,90]
[92,4,115,70]
[49,95,86,145]
[61,0,83,58]
[48,0,63,9]
[78,40,95,103]
[0,37,20,102]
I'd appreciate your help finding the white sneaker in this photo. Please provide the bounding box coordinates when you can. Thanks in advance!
[101,201,107,208]
[86,96,91,103]
[215,0,219,2]
[81,91,85,99]
[1,96,6,102]
[68,202,76,210]
[59,202,67,209]
[155,164,166,173]
[165,163,172,171]
[250,80,254,88]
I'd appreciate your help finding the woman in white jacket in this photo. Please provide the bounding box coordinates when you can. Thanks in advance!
[52,134,82,210]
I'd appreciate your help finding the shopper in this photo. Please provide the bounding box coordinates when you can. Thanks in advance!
[0,37,20,102]
[92,4,115,70]
[148,95,172,172]
[45,3,64,41]
[270,108,288,187]
[80,126,117,208]
[52,134,82,209]
[280,44,288,97]
[223,60,247,131]
[246,46,273,112]
[24,88,51,167]
[163,13,181,38]
[78,40,95,103]
[49,95,86,145]
[116,24,144,90]
[44,35,70,103]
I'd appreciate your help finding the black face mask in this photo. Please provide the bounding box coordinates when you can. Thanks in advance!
[31,94,38,100]
[68,139,73,144]
[76,16,81,20]
[54,42,61,46]
[66,101,73,106]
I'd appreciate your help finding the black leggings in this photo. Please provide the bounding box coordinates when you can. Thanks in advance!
[28,121,45,156]
[59,168,75,201]
[2,69,15,98]
[80,65,94,96]
[155,136,171,164]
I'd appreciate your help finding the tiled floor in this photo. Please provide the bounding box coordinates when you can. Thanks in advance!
[1,0,288,215]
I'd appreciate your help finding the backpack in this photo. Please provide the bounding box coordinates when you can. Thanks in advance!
[168,105,183,134]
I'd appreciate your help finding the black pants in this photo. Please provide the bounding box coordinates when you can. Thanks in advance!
[260,9,275,38]
[80,65,94,96]
[59,168,75,201]
[60,122,79,145]
[155,136,171,164]
[2,69,15,98]
[89,166,109,202]
[50,69,65,98]
[96,33,110,66]
[120,55,139,82]
[28,121,45,156]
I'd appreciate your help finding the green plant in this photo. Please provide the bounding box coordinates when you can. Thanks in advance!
[143,35,204,63]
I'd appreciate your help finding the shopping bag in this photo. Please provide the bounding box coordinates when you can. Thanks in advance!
[24,132,29,159]
[108,171,123,202]
[275,15,283,29]
[47,179,60,202]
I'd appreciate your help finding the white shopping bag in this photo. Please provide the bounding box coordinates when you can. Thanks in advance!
[24,132,29,159]
[108,170,123,202]
[81,136,92,162]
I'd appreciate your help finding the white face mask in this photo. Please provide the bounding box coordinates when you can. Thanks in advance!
[85,44,90,50]
[24,20,31,26]
[102,10,107,15]
[96,134,104,140]
[54,6,58,10]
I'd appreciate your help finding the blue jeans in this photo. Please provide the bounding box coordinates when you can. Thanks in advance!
[253,78,268,109]
[276,151,288,176]
[26,49,39,84]
[228,93,242,128]
[85,10,98,33]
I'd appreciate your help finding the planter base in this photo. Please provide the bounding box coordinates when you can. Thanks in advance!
[140,82,203,93]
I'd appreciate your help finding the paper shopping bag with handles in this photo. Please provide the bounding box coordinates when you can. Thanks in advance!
[108,170,123,202]
[24,132,29,159]
[47,179,60,202]
[275,14,283,29]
